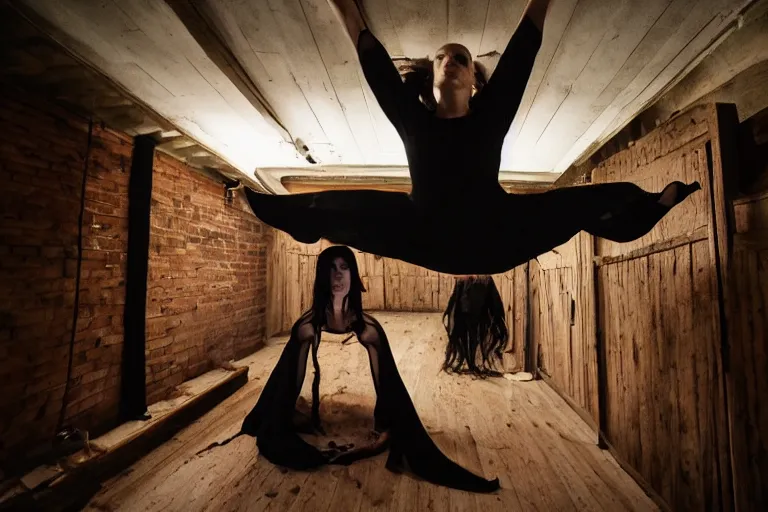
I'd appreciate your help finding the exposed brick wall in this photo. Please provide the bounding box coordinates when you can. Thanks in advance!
[67,127,132,428]
[0,84,269,464]
[0,86,131,463]
[145,154,268,405]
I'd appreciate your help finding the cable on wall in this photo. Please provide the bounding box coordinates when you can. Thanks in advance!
[56,117,93,434]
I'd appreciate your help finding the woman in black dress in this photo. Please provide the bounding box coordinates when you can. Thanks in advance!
[244,0,700,276]
[238,245,501,493]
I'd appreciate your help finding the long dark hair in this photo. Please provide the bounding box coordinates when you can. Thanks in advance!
[442,276,509,377]
[396,57,489,111]
[309,245,367,333]
[306,246,366,424]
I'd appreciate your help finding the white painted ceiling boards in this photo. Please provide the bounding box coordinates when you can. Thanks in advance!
[16,0,755,190]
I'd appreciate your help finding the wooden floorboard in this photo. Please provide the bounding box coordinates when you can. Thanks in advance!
[84,312,658,512]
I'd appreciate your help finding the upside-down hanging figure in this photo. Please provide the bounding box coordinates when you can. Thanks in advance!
[243,0,700,276]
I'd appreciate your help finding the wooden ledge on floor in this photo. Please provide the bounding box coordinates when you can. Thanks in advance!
[596,432,673,512]
[0,366,249,512]
[538,368,673,512]
[537,369,600,440]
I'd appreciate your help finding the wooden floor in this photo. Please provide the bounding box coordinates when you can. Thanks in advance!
[85,313,657,512]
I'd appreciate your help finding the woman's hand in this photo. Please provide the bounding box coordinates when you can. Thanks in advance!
[326,430,391,465]
[524,0,551,32]
[328,0,368,47]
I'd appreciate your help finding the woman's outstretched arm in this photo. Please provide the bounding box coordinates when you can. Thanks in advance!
[473,0,550,130]
[524,0,551,32]
[328,0,367,48]
[328,0,419,133]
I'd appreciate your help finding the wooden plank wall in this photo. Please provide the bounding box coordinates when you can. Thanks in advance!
[492,266,529,373]
[727,189,768,510]
[590,104,731,511]
[267,232,386,336]
[530,231,598,426]
[266,231,451,336]
[266,230,529,373]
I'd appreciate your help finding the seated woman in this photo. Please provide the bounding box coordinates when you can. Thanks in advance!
[240,245,499,493]
[443,276,509,378]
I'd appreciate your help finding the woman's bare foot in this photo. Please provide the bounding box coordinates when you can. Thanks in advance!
[658,182,680,207]
[658,181,702,208]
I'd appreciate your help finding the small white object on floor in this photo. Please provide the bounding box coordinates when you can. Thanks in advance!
[503,372,534,382]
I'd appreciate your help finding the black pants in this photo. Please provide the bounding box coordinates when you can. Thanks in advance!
[244,181,700,275]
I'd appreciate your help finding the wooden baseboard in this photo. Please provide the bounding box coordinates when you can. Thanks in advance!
[597,431,673,512]
[537,369,671,512]
[1,368,248,512]
[537,369,599,439]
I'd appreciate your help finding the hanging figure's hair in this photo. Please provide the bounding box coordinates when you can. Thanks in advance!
[395,56,489,110]
[442,276,509,378]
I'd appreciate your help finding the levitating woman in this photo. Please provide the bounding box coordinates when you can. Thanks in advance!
[239,245,500,493]
[243,0,700,276]
[443,276,510,377]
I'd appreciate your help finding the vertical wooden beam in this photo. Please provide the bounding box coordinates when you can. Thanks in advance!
[526,260,538,373]
[707,103,740,512]
[590,187,607,447]
[710,104,740,290]
[121,135,157,421]
[595,262,608,450]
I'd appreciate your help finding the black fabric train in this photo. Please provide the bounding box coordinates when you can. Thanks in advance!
[239,310,500,493]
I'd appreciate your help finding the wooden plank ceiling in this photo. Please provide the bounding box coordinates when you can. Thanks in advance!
[13,0,754,191]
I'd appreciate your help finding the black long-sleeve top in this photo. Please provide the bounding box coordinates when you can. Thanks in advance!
[357,17,543,206]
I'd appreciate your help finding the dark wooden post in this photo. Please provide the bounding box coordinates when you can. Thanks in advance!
[121,135,156,421]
